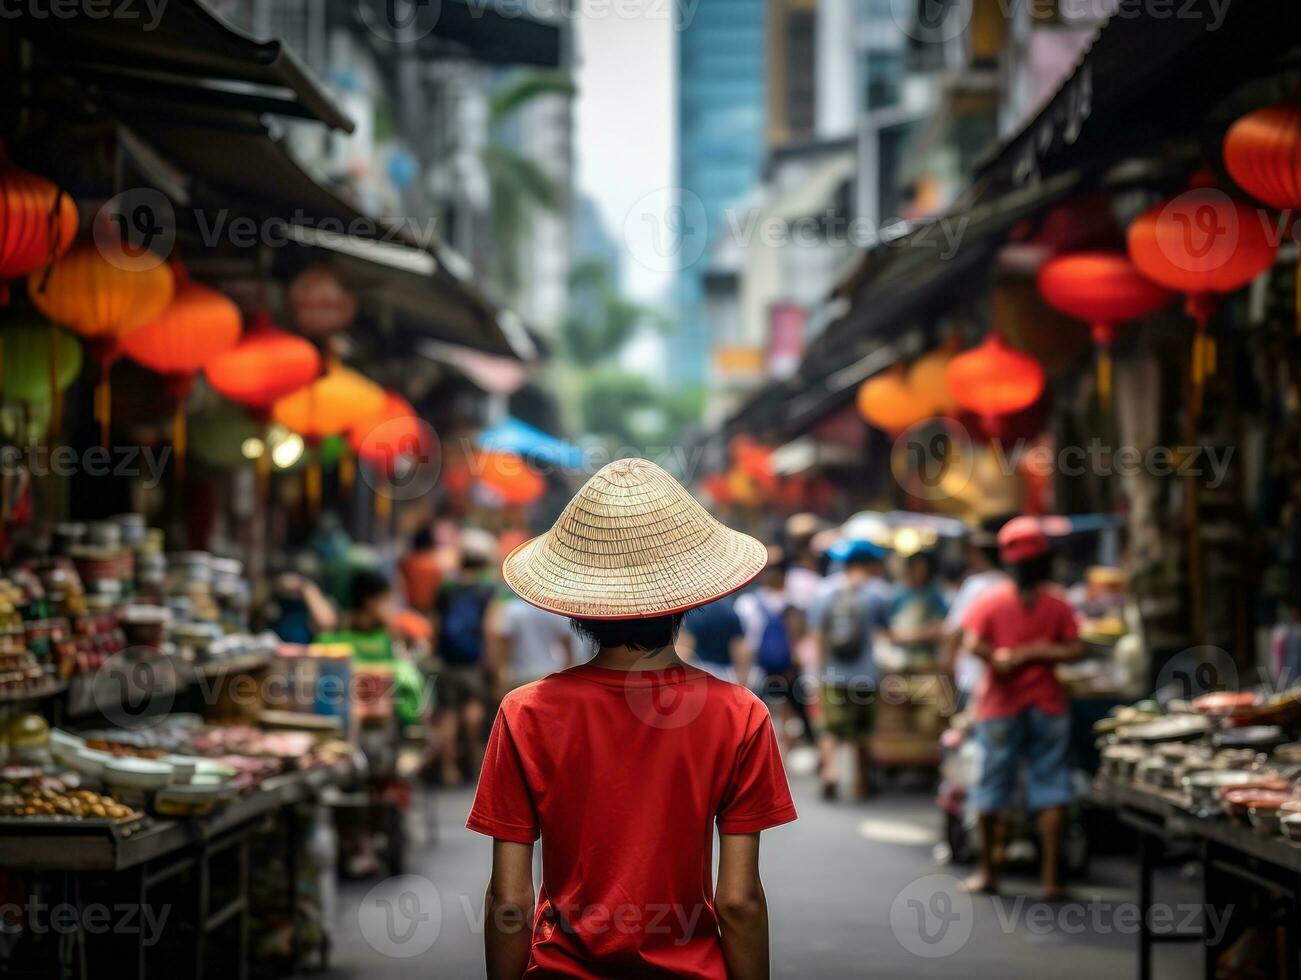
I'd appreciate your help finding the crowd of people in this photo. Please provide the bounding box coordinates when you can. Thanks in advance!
[259,490,1089,904]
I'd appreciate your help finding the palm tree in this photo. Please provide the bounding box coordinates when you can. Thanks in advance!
[481,70,576,302]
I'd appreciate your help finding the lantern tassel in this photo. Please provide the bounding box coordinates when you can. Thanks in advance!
[1096,345,1112,406]
[95,373,111,450]
[375,481,392,526]
[47,321,62,439]
[171,405,187,482]
[306,453,322,517]
[339,446,355,496]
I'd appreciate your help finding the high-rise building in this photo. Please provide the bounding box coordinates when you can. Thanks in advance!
[768,0,818,146]
[672,0,767,390]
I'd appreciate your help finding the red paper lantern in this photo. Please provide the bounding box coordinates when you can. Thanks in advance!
[0,143,78,303]
[1037,251,1173,402]
[945,332,1045,432]
[1223,104,1301,210]
[120,266,242,477]
[1127,184,1278,398]
[204,312,322,413]
[288,263,357,336]
[1127,189,1278,310]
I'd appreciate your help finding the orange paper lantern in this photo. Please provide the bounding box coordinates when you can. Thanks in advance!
[28,238,175,444]
[945,332,1044,432]
[28,239,174,342]
[204,312,322,413]
[0,144,78,303]
[350,391,430,476]
[121,267,241,377]
[857,369,936,434]
[272,364,387,440]
[907,337,960,414]
[1037,251,1173,401]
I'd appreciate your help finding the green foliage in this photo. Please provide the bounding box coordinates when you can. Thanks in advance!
[559,260,657,367]
[488,71,576,126]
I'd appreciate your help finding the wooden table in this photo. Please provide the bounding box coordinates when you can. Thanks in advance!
[1091,777,1301,980]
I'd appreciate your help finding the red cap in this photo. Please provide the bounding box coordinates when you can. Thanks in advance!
[997,516,1050,564]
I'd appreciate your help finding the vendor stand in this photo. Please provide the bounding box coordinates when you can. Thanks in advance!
[1090,695,1301,980]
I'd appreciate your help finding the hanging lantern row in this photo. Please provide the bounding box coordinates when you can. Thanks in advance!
[856,331,1043,438]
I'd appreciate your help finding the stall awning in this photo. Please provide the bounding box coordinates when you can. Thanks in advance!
[14,0,353,131]
[974,0,1300,194]
[410,0,563,68]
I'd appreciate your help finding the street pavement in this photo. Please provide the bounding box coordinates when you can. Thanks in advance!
[330,773,1202,978]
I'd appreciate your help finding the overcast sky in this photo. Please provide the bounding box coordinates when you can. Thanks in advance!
[574,8,675,303]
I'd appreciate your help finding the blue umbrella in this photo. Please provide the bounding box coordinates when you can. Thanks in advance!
[476,416,585,471]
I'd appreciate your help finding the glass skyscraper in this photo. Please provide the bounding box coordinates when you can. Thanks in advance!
[672,0,767,389]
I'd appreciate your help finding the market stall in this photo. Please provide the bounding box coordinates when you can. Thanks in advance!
[1092,694,1301,980]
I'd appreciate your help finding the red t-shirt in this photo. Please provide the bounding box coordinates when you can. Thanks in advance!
[467,662,797,978]
[962,582,1080,721]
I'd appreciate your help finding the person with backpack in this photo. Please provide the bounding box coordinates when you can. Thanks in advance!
[735,553,808,753]
[433,535,499,785]
[810,541,892,800]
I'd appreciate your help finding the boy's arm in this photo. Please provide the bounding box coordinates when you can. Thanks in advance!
[716,832,769,980]
[485,839,535,980]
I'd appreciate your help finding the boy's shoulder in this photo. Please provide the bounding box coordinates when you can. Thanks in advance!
[499,664,766,721]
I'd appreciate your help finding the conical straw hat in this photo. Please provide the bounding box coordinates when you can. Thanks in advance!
[503,458,768,619]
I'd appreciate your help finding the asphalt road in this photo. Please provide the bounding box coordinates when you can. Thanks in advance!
[329,773,1202,979]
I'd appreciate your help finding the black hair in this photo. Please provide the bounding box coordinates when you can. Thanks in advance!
[907,550,937,578]
[570,613,686,652]
[461,553,489,573]
[1010,553,1053,591]
[411,528,434,551]
[844,552,881,572]
[348,568,392,611]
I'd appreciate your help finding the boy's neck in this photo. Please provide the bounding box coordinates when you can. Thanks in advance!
[589,644,685,671]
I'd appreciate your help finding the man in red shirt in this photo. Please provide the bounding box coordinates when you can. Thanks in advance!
[468,459,796,979]
[961,516,1083,900]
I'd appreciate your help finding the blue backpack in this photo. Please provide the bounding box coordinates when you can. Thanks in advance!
[441,584,493,665]
[755,601,792,673]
